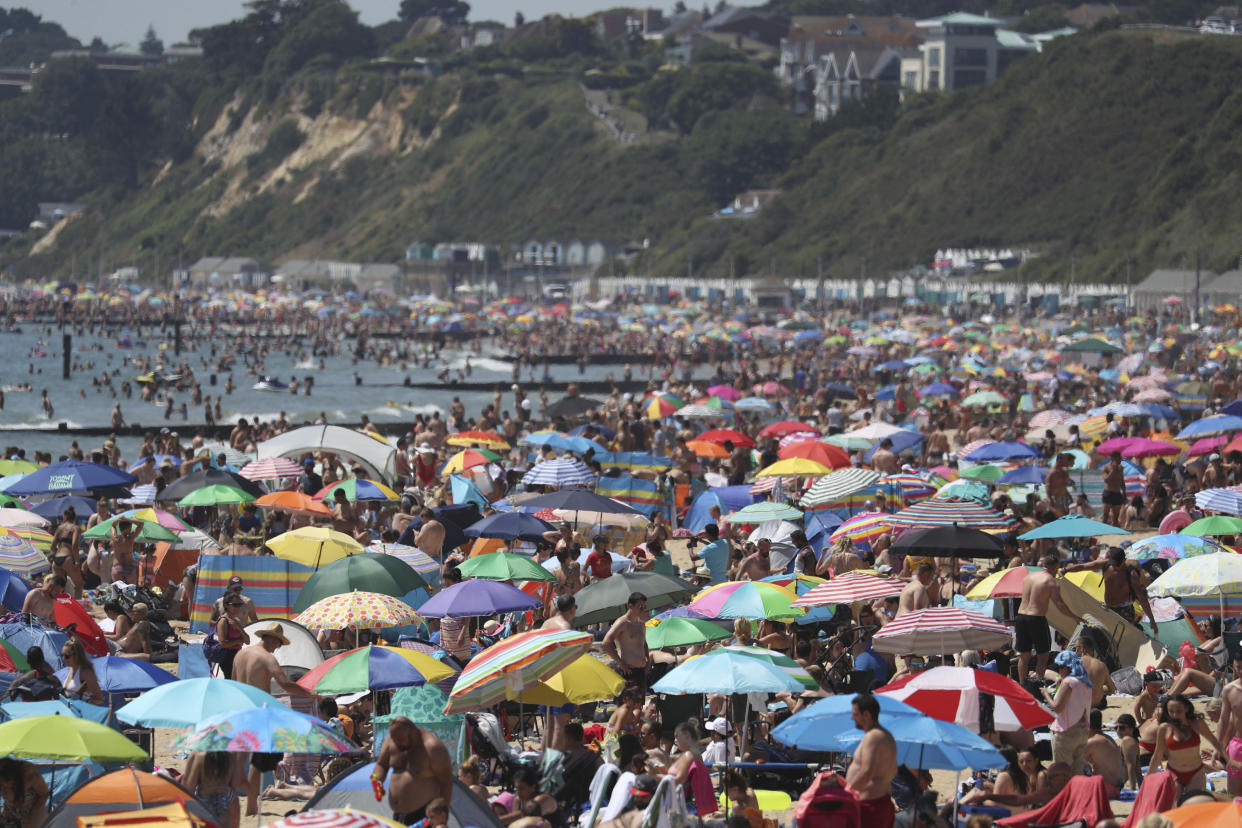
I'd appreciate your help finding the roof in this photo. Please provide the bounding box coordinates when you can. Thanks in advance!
[187,257,259,273]
[1061,337,1123,354]
[917,12,1004,28]
[1134,268,1215,294]
[996,29,1039,49]
[1204,269,1242,296]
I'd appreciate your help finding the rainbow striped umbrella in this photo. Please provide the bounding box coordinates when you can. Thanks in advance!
[793,571,904,607]
[881,474,939,504]
[888,497,1016,533]
[0,529,50,577]
[687,581,805,621]
[295,645,454,694]
[445,628,593,714]
[800,469,881,511]
[314,479,400,502]
[829,511,892,544]
[8,527,52,553]
[642,392,684,419]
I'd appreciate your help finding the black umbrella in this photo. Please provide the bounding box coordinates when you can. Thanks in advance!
[545,396,604,419]
[517,489,644,516]
[889,524,1005,558]
[159,468,267,503]
[571,572,694,628]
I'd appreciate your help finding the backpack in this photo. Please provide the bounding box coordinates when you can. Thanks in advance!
[793,772,861,828]
[201,632,224,664]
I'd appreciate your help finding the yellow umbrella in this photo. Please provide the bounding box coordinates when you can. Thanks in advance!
[754,458,833,478]
[267,526,365,569]
[292,590,422,630]
[514,654,624,706]
[1063,570,1108,604]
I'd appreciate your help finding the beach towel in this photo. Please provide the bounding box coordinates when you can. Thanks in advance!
[997,776,1113,828]
[1122,771,1176,828]
[189,554,314,634]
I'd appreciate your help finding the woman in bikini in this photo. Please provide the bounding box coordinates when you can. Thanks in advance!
[1148,694,1231,792]
[1133,671,1166,768]
[183,751,244,828]
[215,594,251,680]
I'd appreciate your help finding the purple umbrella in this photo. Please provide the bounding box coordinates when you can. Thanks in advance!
[416,579,539,618]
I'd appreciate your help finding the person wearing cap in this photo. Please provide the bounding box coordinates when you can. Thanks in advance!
[1043,651,1092,774]
[702,717,734,766]
[211,576,259,625]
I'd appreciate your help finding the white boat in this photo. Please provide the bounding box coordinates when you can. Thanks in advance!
[252,376,289,392]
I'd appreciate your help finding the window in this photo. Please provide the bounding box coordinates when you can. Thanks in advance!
[954,68,986,87]
[954,47,988,67]
[928,47,941,68]
[904,70,918,88]
[928,70,940,90]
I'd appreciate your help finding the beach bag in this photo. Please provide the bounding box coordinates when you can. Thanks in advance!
[201,632,224,664]
[1111,666,1142,696]
[793,771,860,828]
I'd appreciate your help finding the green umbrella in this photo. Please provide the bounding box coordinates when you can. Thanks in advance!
[824,434,872,451]
[958,464,1007,483]
[961,391,1007,408]
[0,638,29,672]
[0,495,23,509]
[457,551,556,583]
[177,484,258,507]
[1183,515,1242,537]
[0,715,148,761]
[645,617,731,649]
[292,553,428,613]
[82,514,180,544]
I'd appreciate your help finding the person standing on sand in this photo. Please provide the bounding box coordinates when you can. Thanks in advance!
[1015,554,1083,682]
[373,716,454,825]
[845,693,898,828]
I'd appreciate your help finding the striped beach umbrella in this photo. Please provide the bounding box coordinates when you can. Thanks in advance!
[314,479,401,502]
[1196,488,1242,515]
[828,511,892,544]
[1148,551,1242,618]
[264,810,406,828]
[239,457,304,481]
[642,393,684,419]
[872,607,1012,656]
[726,501,803,523]
[881,474,939,504]
[521,458,596,488]
[687,581,805,621]
[676,404,727,418]
[800,469,881,511]
[7,527,52,553]
[367,542,441,584]
[445,628,593,714]
[442,449,501,476]
[0,530,48,577]
[296,645,454,694]
[888,497,1015,533]
[1029,409,1072,427]
[793,571,904,607]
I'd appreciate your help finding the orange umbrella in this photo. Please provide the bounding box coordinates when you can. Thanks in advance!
[1165,799,1242,828]
[686,440,729,458]
[255,491,333,517]
[779,440,851,469]
[446,430,510,449]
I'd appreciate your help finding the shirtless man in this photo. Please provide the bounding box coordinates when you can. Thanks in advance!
[1216,648,1242,794]
[1101,451,1127,528]
[1083,709,1126,792]
[373,716,454,825]
[541,594,576,632]
[1046,454,1072,517]
[896,563,935,616]
[233,623,319,815]
[603,593,649,692]
[541,594,578,751]
[415,509,445,563]
[846,693,898,828]
[1015,555,1084,682]
[1065,547,1157,632]
[21,574,64,622]
[115,602,152,658]
[737,539,772,581]
[210,576,259,625]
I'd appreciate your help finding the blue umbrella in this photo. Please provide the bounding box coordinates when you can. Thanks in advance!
[1142,403,1179,420]
[172,704,353,754]
[997,466,1049,486]
[521,459,596,488]
[772,693,1004,771]
[1017,514,1130,540]
[735,397,775,411]
[1197,488,1242,515]
[543,435,607,456]
[416,580,539,618]
[116,677,284,727]
[652,648,807,695]
[873,360,910,372]
[962,441,1042,462]
[464,512,556,542]
[0,568,29,613]
[875,385,897,401]
[27,496,97,521]
[1177,415,1242,439]
[0,623,69,670]
[0,698,111,723]
[55,656,176,694]
[824,382,855,399]
[920,382,958,397]
[1223,398,1242,418]
[863,429,923,462]
[568,424,616,439]
[7,461,137,497]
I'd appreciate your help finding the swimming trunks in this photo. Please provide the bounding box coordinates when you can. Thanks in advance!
[1229,737,1242,779]
[856,794,896,828]
[1014,613,1051,654]
[392,806,427,826]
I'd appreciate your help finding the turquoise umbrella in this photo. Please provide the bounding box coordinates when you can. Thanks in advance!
[117,677,285,728]
[727,502,803,523]
[652,647,808,695]
[1016,514,1130,540]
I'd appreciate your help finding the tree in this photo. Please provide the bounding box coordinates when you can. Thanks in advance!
[32,56,106,135]
[398,0,471,25]
[515,10,525,26]
[673,1,688,12]
[687,108,799,204]
[140,24,163,55]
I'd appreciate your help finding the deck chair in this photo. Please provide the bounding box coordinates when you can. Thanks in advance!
[581,763,620,828]
[641,775,687,828]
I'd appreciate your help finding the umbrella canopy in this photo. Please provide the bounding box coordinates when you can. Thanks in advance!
[457,551,555,582]
[1196,488,1242,515]
[888,498,1015,533]
[760,421,819,439]
[871,607,1012,655]
[367,543,441,586]
[416,579,539,618]
[1148,552,1242,599]
[171,704,354,754]
[1121,438,1182,459]
[1017,515,1130,540]
[6,461,136,496]
[0,529,49,577]
[879,666,1054,733]
[268,527,365,568]
[694,429,754,448]
[828,511,892,544]
[442,449,500,476]
[0,715,148,761]
[446,431,510,449]
[264,810,406,828]
[652,646,807,695]
[1124,533,1224,563]
[687,581,805,621]
[521,459,596,488]
[82,514,180,544]
[772,693,1005,770]
[754,458,832,478]
[1177,415,1242,439]
[0,508,46,529]
[54,596,110,656]
[293,555,427,613]
[958,464,1008,483]
[160,468,266,502]
[778,441,850,469]
[239,457,305,480]
[315,479,401,503]
[55,656,175,694]
[793,571,904,607]
[463,512,556,543]
[177,484,259,507]
[961,441,1041,462]
[296,645,455,694]
[965,566,1039,600]
[117,677,285,727]
[1161,799,1242,828]
[28,496,96,521]
[517,489,646,519]
[1183,515,1242,537]
[645,617,731,649]
[571,571,694,627]
[0,568,30,614]
[518,654,624,707]
[445,628,593,713]
[256,491,334,517]
[889,524,1005,558]
[120,508,190,532]
[293,591,422,630]
[727,501,804,523]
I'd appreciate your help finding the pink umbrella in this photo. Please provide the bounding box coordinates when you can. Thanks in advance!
[1028,409,1071,427]
[1120,438,1182,459]
[872,607,1012,655]
[240,457,305,480]
[756,381,791,396]
[1134,388,1172,402]
[792,572,903,607]
[1095,436,1142,455]
[706,385,741,401]
[1188,436,1227,457]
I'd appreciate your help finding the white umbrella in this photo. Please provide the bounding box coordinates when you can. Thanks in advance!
[872,607,1012,656]
[0,509,48,528]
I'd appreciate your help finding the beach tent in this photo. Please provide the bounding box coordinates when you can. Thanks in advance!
[73,802,212,828]
[306,763,501,828]
[256,425,397,483]
[683,486,757,534]
[45,769,217,828]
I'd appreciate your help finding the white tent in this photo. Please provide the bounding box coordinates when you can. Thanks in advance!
[255,425,397,482]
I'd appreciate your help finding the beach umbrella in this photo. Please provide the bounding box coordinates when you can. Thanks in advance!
[778,440,851,469]
[315,479,400,503]
[711,645,818,690]
[120,508,191,532]
[760,421,818,439]
[116,484,157,506]
[6,461,136,497]
[754,458,832,478]
[441,449,500,476]
[881,473,939,503]
[571,571,694,627]
[772,693,1004,771]
[996,466,1048,486]
[463,512,556,543]
[1184,515,1242,537]
[800,468,882,511]
[160,468,266,502]
[239,457,304,480]
[54,596,109,656]
[1121,438,1182,459]
[652,647,806,695]
[0,715,148,761]
[518,489,647,521]
[645,617,731,649]
[177,484,257,507]
[1029,409,1073,427]
[918,382,959,398]
[844,422,906,442]
[296,645,454,694]
[824,433,873,451]
[0,508,48,528]
[544,396,603,419]
[1017,514,1130,540]
[878,666,1053,733]
[171,704,353,754]
[1196,488,1242,515]
[687,581,805,621]
[293,555,427,613]
[0,460,36,476]
[1124,533,1224,563]
[0,529,51,577]
[366,543,440,586]
[445,628,593,714]
[82,514,180,544]
[933,479,991,504]
[727,501,803,523]
[446,431,510,449]
[793,571,904,607]
[294,591,421,631]
[642,393,684,419]
[522,458,596,488]
[964,566,1039,600]
[872,607,1012,655]
[457,551,556,582]
[890,524,1005,558]
[1094,436,1142,456]
[416,580,539,618]
[676,403,728,418]
[1148,552,1242,615]
[960,390,1007,408]
[961,441,1041,462]
[685,440,729,458]
[264,810,406,828]
[1177,415,1242,439]
[116,677,285,727]
[1161,798,1242,828]
[957,464,1007,483]
[707,385,741,400]
[268,526,365,568]
[735,397,774,411]
[828,511,892,544]
[0,639,28,672]
[695,428,754,448]
[170,528,223,552]
[55,656,175,694]
[888,498,1015,532]
[256,491,334,517]
[0,568,30,613]
[28,496,96,521]
[518,654,624,707]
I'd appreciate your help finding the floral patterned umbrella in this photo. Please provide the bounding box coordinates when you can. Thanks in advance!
[171,704,353,754]
[293,590,421,631]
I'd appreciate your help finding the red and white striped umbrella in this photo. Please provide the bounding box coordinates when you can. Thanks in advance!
[792,571,904,607]
[1028,409,1072,428]
[240,457,305,480]
[263,809,406,828]
[878,665,1053,733]
[871,606,1012,655]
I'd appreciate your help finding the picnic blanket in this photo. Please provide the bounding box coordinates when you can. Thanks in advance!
[189,554,314,634]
